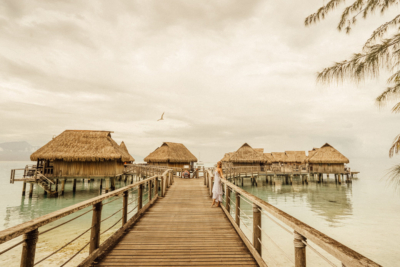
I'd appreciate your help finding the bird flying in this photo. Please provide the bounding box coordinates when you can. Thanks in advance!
[157,112,165,121]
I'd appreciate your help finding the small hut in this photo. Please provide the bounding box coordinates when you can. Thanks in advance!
[306,143,349,173]
[285,151,307,171]
[119,141,135,164]
[229,143,266,169]
[30,130,135,178]
[270,152,288,171]
[144,142,197,169]
[221,152,233,168]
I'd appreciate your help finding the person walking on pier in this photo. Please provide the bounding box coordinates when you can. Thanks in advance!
[211,161,224,207]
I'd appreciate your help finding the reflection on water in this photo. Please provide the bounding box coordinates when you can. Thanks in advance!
[242,178,353,227]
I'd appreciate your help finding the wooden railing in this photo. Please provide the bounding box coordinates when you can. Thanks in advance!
[0,169,174,267]
[205,169,381,267]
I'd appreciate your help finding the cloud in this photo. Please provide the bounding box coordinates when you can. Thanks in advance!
[0,0,398,174]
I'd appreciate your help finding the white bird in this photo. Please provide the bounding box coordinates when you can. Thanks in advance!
[157,112,165,121]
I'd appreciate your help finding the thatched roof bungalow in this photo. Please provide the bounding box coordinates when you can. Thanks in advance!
[30,130,135,178]
[229,143,266,168]
[306,143,349,173]
[144,142,197,169]
[285,151,307,164]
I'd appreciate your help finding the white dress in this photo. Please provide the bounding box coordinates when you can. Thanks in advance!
[212,169,223,202]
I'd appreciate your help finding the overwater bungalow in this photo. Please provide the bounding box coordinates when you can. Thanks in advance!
[306,143,349,173]
[144,142,197,169]
[269,152,288,171]
[285,151,307,171]
[30,130,135,178]
[221,152,233,168]
[229,143,266,169]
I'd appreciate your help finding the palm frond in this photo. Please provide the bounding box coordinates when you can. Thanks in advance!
[376,83,400,108]
[389,134,400,157]
[385,164,400,191]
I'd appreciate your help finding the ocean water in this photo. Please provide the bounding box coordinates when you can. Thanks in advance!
[0,161,145,267]
[0,161,399,266]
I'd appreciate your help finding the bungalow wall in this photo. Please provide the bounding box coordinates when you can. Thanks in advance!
[232,162,270,171]
[53,160,124,177]
[309,163,345,173]
[148,162,192,169]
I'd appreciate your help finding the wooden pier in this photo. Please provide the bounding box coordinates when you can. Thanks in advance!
[0,165,379,267]
[94,178,257,266]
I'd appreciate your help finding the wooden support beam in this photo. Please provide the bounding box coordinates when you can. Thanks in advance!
[253,203,262,256]
[28,183,33,198]
[122,191,128,225]
[89,202,102,254]
[73,179,77,193]
[20,228,38,267]
[294,231,307,267]
[226,185,231,213]
[60,179,66,196]
[138,184,143,210]
[235,192,240,226]
[22,182,26,196]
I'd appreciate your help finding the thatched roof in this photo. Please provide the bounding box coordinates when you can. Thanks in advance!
[120,142,135,162]
[308,148,319,158]
[230,143,265,163]
[285,151,307,163]
[263,153,273,163]
[221,152,233,162]
[144,142,197,163]
[307,143,349,164]
[270,152,288,163]
[31,130,135,162]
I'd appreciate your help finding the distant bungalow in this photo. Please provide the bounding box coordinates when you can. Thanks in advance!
[306,143,349,173]
[144,142,197,169]
[222,143,349,173]
[30,130,135,178]
[227,143,266,168]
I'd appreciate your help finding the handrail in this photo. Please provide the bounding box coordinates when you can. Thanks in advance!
[205,169,380,267]
[0,167,175,267]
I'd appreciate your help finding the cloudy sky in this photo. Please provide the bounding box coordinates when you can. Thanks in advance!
[0,0,399,174]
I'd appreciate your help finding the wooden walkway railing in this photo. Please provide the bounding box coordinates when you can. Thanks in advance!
[204,169,381,267]
[0,168,174,267]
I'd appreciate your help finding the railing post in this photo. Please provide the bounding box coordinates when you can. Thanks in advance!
[235,192,240,226]
[209,175,213,197]
[226,185,231,213]
[20,228,39,267]
[253,203,262,256]
[294,231,307,267]
[138,184,143,210]
[89,202,102,254]
[148,179,152,202]
[161,175,165,197]
[122,191,128,225]
[154,176,158,197]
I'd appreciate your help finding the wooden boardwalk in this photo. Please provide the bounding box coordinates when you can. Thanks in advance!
[94,178,258,266]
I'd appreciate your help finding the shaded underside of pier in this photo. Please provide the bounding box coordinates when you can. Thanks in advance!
[94,178,258,266]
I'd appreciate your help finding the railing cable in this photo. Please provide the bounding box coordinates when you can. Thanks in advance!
[304,240,337,267]
[102,194,124,206]
[259,208,293,235]
[59,240,90,267]
[34,225,93,265]
[0,240,24,256]
[257,225,294,264]
[257,238,282,267]
[39,208,94,236]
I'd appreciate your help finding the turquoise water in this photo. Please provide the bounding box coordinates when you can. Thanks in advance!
[0,161,399,266]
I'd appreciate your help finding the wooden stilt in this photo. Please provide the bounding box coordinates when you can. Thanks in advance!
[73,179,76,193]
[29,183,33,198]
[22,182,26,196]
[60,179,65,196]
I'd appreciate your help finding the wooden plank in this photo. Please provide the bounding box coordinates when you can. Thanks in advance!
[94,178,258,267]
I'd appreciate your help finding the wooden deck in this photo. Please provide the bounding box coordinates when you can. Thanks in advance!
[94,178,258,266]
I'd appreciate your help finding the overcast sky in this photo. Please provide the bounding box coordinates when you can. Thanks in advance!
[0,0,399,174]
